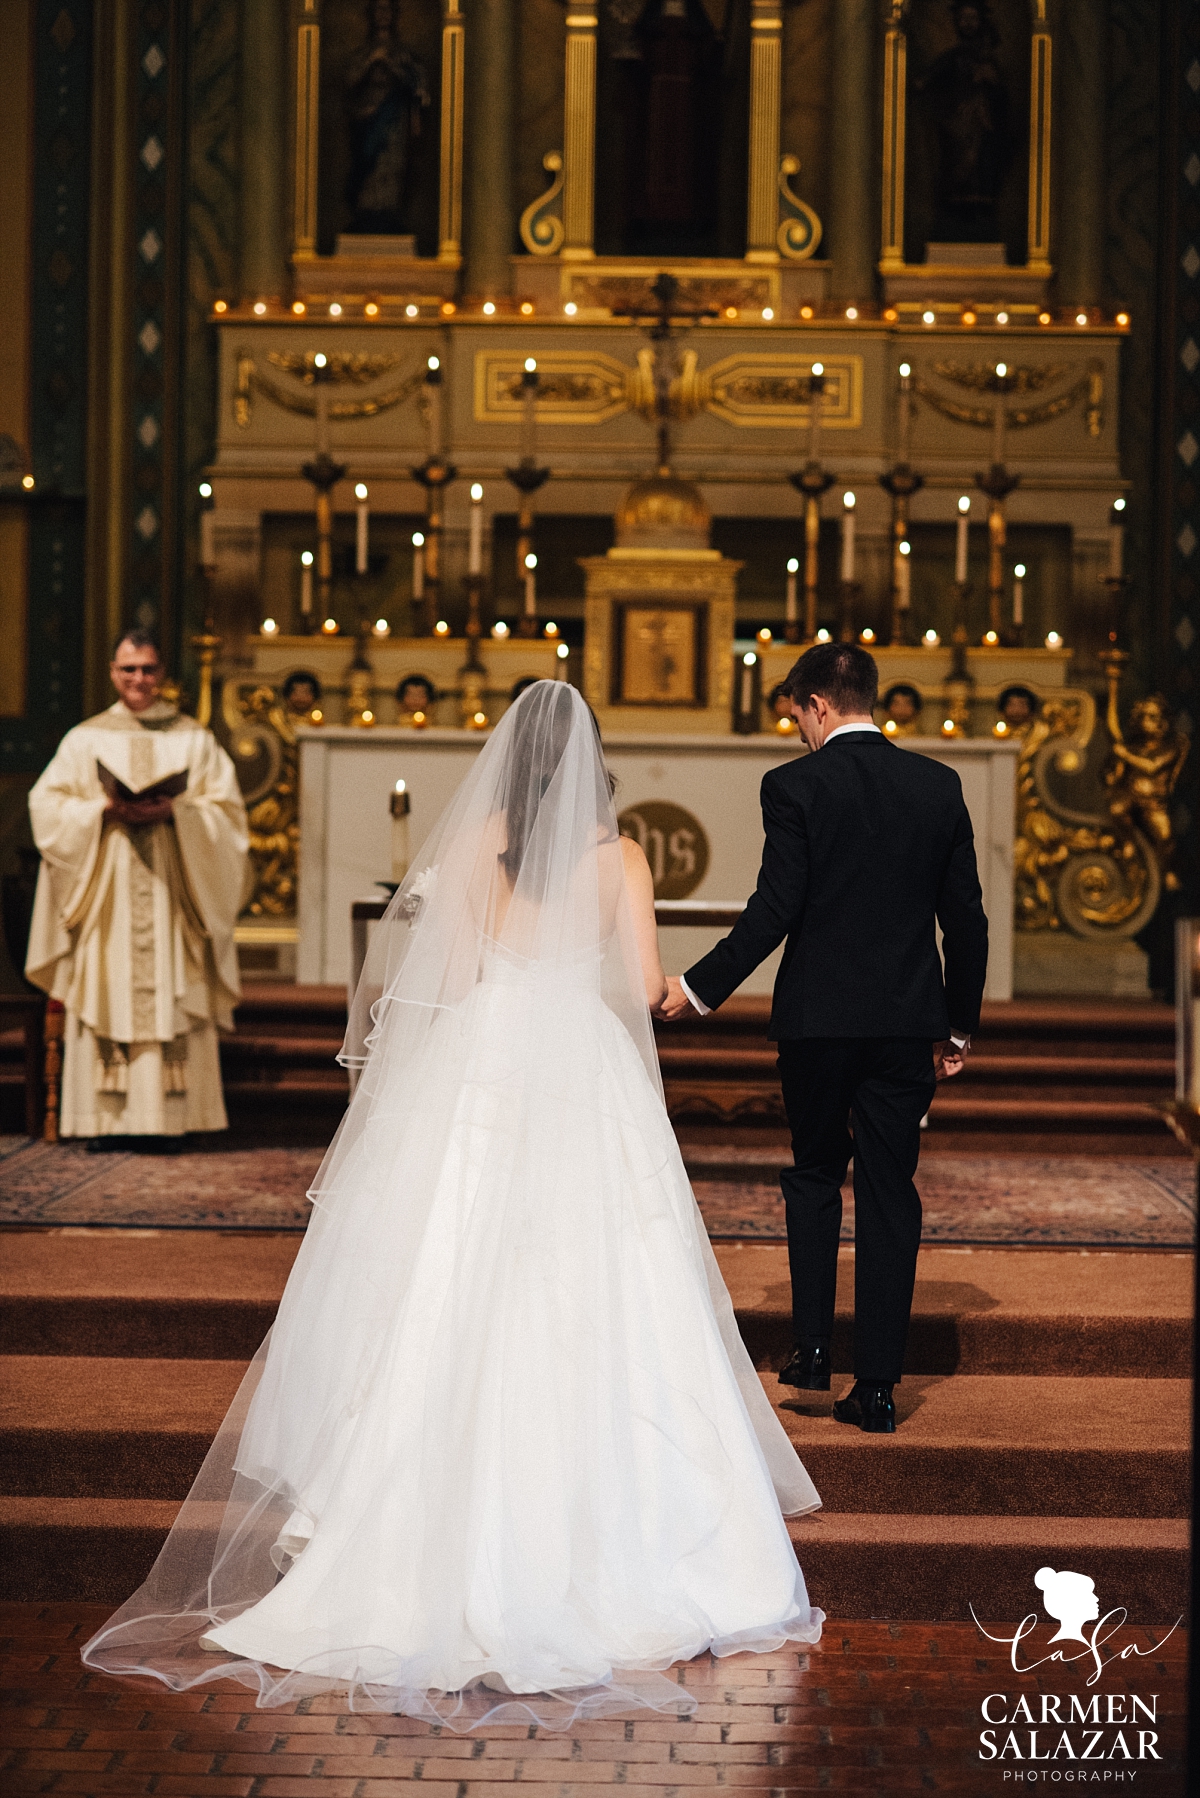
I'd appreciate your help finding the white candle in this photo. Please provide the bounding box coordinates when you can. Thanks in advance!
[740,653,756,715]
[468,483,483,575]
[315,357,330,456]
[523,552,537,619]
[426,357,442,458]
[300,550,313,615]
[785,557,799,626]
[992,364,1007,467]
[955,498,970,583]
[199,508,215,567]
[897,541,911,610]
[1108,523,1124,579]
[355,483,369,575]
[808,362,824,462]
[840,492,856,581]
[1013,562,1025,626]
[390,780,410,883]
[412,533,425,601]
[521,360,538,464]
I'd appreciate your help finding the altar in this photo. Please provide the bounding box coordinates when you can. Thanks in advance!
[297,726,1016,998]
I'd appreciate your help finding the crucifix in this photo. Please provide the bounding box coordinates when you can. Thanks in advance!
[612,273,717,473]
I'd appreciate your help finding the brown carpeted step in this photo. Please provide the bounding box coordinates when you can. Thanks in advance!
[3,1236,1190,1378]
[0,1233,298,1359]
[720,1243,1194,1380]
[766,1372,1189,1518]
[2,1353,1187,1522]
[0,1499,1184,1620]
[0,1356,245,1498]
[788,1512,1187,1623]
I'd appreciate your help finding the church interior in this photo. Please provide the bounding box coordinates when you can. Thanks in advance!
[0,1,1196,1786]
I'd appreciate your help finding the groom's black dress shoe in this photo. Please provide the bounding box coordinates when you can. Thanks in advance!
[778,1346,831,1391]
[833,1381,896,1434]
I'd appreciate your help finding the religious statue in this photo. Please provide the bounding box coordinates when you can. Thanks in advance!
[1103,693,1189,893]
[916,0,1015,244]
[881,683,924,737]
[344,0,431,235]
[994,684,1039,741]
[396,672,437,724]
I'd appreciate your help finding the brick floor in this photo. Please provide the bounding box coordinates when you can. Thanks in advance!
[0,1605,1186,1797]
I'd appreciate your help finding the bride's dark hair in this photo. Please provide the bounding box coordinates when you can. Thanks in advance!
[499,682,615,880]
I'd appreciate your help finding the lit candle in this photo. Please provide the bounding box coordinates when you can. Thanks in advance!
[425,356,442,458]
[314,353,330,456]
[354,482,369,574]
[955,496,970,583]
[198,483,215,565]
[468,482,483,575]
[808,362,824,462]
[840,491,856,582]
[412,531,425,602]
[740,651,757,715]
[897,539,912,611]
[520,358,538,464]
[785,557,799,628]
[390,779,411,883]
[1012,562,1025,626]
[898,362,913,464]
[523,551,537,620]
[300,549,314,616]
[992,362,1007,467]
[1108,500,1125,578]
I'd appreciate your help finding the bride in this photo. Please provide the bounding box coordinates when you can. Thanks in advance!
[82,681,823,1727]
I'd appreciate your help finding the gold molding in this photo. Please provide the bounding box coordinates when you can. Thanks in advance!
[556,262,782,314]
[562,11,597,258]
[293,18,320,257]
[438,0,465,263]
[701,353,864,430]
[473,350,631,424]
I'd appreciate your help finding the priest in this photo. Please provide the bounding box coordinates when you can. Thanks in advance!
[25,630,250,1141]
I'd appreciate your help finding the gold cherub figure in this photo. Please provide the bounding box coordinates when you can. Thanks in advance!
[1104,692,1189,892]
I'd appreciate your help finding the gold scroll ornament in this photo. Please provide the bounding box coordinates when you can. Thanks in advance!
[218,681,300,919]
[1013,671,1187,939]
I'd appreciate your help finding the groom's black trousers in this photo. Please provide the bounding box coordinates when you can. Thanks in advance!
[776,1037,937,1385]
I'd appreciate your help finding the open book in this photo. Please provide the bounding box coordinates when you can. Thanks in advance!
[96,761,189,805]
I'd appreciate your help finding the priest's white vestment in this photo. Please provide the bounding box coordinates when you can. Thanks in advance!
[26,700,250,1138]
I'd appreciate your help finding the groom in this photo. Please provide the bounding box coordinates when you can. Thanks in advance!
[658,643,988,1433]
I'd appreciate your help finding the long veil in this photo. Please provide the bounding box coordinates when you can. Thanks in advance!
[81,683,821,1727]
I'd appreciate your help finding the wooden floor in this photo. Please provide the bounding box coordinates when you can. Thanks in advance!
[0,1606,1187,1797]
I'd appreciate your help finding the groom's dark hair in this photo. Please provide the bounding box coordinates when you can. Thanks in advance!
[784,642,878,715]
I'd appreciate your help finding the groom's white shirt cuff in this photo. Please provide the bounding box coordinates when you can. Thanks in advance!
[679,975,710,1016]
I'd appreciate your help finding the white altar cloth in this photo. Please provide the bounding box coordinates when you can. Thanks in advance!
[297,728,1015,999]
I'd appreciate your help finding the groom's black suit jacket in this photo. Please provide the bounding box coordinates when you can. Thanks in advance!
[685,730,988,1040]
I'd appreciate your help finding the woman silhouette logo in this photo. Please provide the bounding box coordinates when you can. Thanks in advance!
[1034,1567,1101,1644]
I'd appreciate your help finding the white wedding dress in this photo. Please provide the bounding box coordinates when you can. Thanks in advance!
[82,684,823,1728]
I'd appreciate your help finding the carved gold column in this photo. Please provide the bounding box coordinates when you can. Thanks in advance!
[1027,0,1053,276]
[745,0,783,263]
[879,1,906,272]
[293,0,320,260]
[438,0,466,264]
[562,10,597,260]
